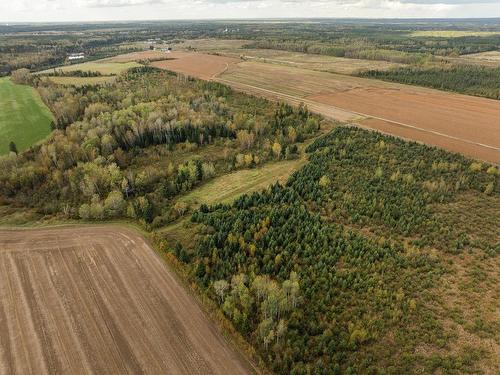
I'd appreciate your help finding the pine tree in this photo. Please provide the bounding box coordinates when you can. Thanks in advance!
[9,141,18,155]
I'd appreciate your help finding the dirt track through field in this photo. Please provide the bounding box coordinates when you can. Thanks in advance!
[151,52,239,80]
[0,226,253,375]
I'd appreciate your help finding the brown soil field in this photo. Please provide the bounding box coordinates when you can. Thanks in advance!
[358,118,500,163]
[0,226,253,375]
[151,52,239,80]
[309,88,500,163]
[219,61,500,163]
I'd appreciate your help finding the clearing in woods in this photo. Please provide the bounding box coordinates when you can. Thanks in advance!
[0,77,53,155]
[37,61,142,86]
[177,119,337,208]
[0,227,253,375]
[178,158,307,207]
[38,61,141,75]
[45,76,117,86]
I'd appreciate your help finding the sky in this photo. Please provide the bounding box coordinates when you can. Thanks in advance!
[2,0,500,23]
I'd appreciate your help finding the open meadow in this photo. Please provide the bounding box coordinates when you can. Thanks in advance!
[38,61,141,76]
[0,78,53,155]
[0,226,253,375]
[37,60,142,86]
[45,76,117,86]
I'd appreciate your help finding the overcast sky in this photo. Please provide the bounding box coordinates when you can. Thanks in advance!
[2,0,500,23]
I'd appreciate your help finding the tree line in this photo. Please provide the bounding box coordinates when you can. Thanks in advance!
[359,65,500,100]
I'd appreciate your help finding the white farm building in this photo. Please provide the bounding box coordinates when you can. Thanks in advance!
[68,53,85,61]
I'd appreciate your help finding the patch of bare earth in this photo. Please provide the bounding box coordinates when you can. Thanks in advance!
[0,226,253,374]
[151,52,239,80]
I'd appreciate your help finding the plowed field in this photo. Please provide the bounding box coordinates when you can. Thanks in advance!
[151,52,239,80]
[0,226,252,375]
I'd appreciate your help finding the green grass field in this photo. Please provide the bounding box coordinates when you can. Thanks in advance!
[38,60,141,86]
[39,61,141,76]
[178,158,307,206]
[47,76,117,86]
[0,78,53,155]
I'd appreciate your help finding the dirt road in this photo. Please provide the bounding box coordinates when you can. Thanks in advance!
[0,226,253,375]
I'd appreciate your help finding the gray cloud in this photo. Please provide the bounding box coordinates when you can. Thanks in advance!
[280,0,498,3]
[2,0,500,21]
[84,0,168,7]
[399,0,499,2]
[77,0,500,8]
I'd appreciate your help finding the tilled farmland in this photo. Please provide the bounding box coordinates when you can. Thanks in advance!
[0,227,252,375]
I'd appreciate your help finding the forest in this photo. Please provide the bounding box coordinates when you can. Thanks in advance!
[243,40,431,64]
[359,65,500,99]
[166,127,499,374]
[238,20,500,59]
[0,67,321,228]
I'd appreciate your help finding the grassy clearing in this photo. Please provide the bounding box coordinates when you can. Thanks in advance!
[163,157,309,250]
[429,251,500,373]
[0,77,53,155]
[178,158,307,207]
[0,205,44,226]
[411,31,500,38]
[175,119,337,207]
[46,76,117,86]
[37,59,141,86]
[176,38,250,52]
[38,61,141,75]
[465,51,500,62]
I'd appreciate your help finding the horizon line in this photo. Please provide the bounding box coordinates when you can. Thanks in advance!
[3,16,500,25]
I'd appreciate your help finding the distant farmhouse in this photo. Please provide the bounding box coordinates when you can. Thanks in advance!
[147,38,162,44]
[149,45,173,53]
[68,52,85,61]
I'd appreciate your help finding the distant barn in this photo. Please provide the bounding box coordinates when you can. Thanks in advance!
[68,53,85,61]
